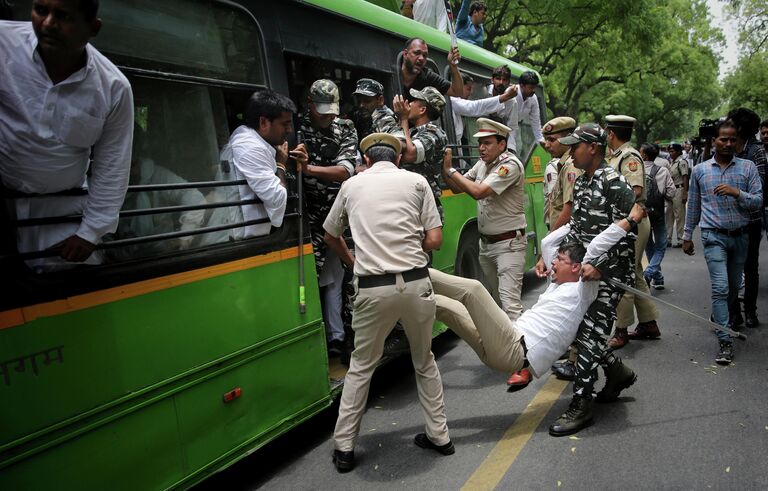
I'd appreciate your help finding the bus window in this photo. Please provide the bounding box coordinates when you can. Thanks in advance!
[93,0,266,86]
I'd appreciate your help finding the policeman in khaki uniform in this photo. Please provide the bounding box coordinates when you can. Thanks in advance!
[665,142,689,246]
[324,133,452,473]
[605,115,660,348]
[441,118,529,387]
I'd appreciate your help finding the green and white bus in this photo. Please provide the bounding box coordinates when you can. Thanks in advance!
[0,1,549,488]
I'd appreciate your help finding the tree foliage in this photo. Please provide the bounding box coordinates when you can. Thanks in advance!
[468,0,724,141]
[723,0,768,117]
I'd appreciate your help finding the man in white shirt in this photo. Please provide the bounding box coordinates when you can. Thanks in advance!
[451,73,517,142]
[514,70,545,154]
[200,89,302,245]
[412,0,448,32]
[486,65,520,153]
[432,203,644,389]
[0,0,134,269]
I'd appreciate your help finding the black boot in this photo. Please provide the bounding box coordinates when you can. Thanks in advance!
[595,355,637,403]
[549,396,593,437]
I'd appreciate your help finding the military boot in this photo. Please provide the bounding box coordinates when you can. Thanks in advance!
[595,356,637,403]
[548,396,593,437]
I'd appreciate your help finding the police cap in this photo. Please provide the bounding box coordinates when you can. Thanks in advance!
[604,115,636,129]
[473,117,511,139]
[542,116,577,136]
[360,132,402,155]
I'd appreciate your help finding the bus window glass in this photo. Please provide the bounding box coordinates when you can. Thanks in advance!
[92,0,265,85]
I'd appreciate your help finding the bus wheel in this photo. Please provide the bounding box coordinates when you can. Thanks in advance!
[455,227,483,281]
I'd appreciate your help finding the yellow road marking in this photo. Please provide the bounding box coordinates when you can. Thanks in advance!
[462,376,569,491]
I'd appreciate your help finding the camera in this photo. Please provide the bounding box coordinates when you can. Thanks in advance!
[698,118,719,140]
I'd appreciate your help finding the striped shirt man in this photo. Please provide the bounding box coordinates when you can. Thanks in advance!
[683,156,763,240]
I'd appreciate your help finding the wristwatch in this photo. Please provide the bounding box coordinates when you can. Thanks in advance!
[448,168,458,178]
[625,216,638,229]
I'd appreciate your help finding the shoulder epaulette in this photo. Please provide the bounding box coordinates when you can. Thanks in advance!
[602,166,621,182]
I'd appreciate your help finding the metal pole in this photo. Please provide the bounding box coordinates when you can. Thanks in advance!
[296,131,306,314]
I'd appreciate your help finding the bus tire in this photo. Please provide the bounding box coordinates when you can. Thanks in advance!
[455,226,483,282]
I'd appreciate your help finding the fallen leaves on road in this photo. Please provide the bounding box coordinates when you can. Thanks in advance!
[568,436,581,440]
[725,466,730,473]
[571,447,576,454]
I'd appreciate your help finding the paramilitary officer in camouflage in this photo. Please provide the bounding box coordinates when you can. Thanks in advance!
[350,78,398,141]
[665,142,689,246]
[393,86,449,222]
[298,79,358,350]
[605,115,660,348]
[550,123,638,437]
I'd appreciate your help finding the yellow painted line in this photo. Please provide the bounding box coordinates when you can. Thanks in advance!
[461,376,569,491]
[0,244,314,330]
[526,176,544,183]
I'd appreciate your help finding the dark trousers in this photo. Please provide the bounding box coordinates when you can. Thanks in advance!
[742,220,762,314]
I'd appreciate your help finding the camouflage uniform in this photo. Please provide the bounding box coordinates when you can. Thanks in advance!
[371,106,398,135]
[403,122,448,221]
[351,79,398,141]
[564,163,635,399]
[298,112,357,273]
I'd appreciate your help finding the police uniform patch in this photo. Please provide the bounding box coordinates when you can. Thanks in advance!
[498,165,509,177]
[567,171,577,183]
[628,161,638,172]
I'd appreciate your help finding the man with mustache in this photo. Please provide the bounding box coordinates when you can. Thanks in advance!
[0,0,134,270]
[399,37,463,102]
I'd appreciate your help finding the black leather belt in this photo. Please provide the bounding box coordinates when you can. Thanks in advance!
[704,226,748,237]
[675,184,683,188]
[358,267,429,289]
[480,229,526,244]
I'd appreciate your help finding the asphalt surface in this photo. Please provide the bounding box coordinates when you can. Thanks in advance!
[195,232,768,490]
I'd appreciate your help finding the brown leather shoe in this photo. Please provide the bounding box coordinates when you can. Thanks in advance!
[628,320,661,340]
[506,368,532,392]
[607,328,629,349]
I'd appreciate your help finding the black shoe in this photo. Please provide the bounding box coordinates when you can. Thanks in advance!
[715,342,734,365]
[327,339,344,358]
[745,312,759,328]
[730,311,744,330]
[549,396,593,437]
[652,279,665,290]
[383,329,410,357]
[414,433,455,455]
[332,449,355,473]
[595,357,637,403]
[553,360,576,381]
[672,243,682,248]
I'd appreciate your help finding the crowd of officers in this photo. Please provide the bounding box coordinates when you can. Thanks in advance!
[3,1,766,477]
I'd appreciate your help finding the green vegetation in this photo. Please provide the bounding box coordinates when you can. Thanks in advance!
[723,0,768,116]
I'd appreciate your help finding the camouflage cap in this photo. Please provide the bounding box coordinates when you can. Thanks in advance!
[558,123,607,146]
[409,87,445,113]
[360,132,402,155]
[309,79,340,115]
[604,114,636,129]
[542,116,576,136]
[353,78,384,97]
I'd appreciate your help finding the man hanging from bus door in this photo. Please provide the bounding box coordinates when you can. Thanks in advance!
[298,79,358,358]
[0,0,134,271]
[440,118,528,390]
[398,37,463,101]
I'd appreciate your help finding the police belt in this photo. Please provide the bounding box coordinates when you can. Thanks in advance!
[702,226,749,237]
[357,267,429,289]
[480,229,525,244]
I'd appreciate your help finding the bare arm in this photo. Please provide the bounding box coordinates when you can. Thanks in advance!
[422,227,443,252]
[393,95,417,162]
[324,232,355,268]
[551,201,573,231]
[444,48,463,97]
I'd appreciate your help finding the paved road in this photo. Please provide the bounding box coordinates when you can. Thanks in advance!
[196,233,768,490]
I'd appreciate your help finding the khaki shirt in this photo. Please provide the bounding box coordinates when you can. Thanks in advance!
[548,149,582,225]
[465,151,527,235]
[607,141,646,203]
[323,161,441,276]
[669,156,689,186]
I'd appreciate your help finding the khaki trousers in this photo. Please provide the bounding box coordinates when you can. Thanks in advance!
[431,269,527,374]
[617,218,659,328]
[478,235,527,321]
[665,192,686,243]
[334,275,449,451]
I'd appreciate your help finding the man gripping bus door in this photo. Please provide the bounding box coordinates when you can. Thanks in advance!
[398,37,463,101]
[324,133,451,473]
[0,0,134,270]
[432,201,643,390]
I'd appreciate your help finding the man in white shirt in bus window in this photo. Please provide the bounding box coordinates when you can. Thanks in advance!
[514,70,545,153]
[0,0,134,270]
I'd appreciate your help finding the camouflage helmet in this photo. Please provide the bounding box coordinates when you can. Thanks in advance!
[558,123,607,146]
[353,78,384,97]
[409,86,445,114]
[309,79,340,115]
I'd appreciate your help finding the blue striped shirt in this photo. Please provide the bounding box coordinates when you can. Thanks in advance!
[683,156,763,240]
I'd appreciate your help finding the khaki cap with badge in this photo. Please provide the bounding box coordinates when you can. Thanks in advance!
[310,79,340,115]
[558,123,607,146]
[542,117,576,136]
[409,87,446,113]
[353,78,384,97]
[360,132,402,155]
[473,117,512,139]
[604,115,636,129]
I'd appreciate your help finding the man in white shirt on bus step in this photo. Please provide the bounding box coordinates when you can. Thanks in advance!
[0,0,134,270]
